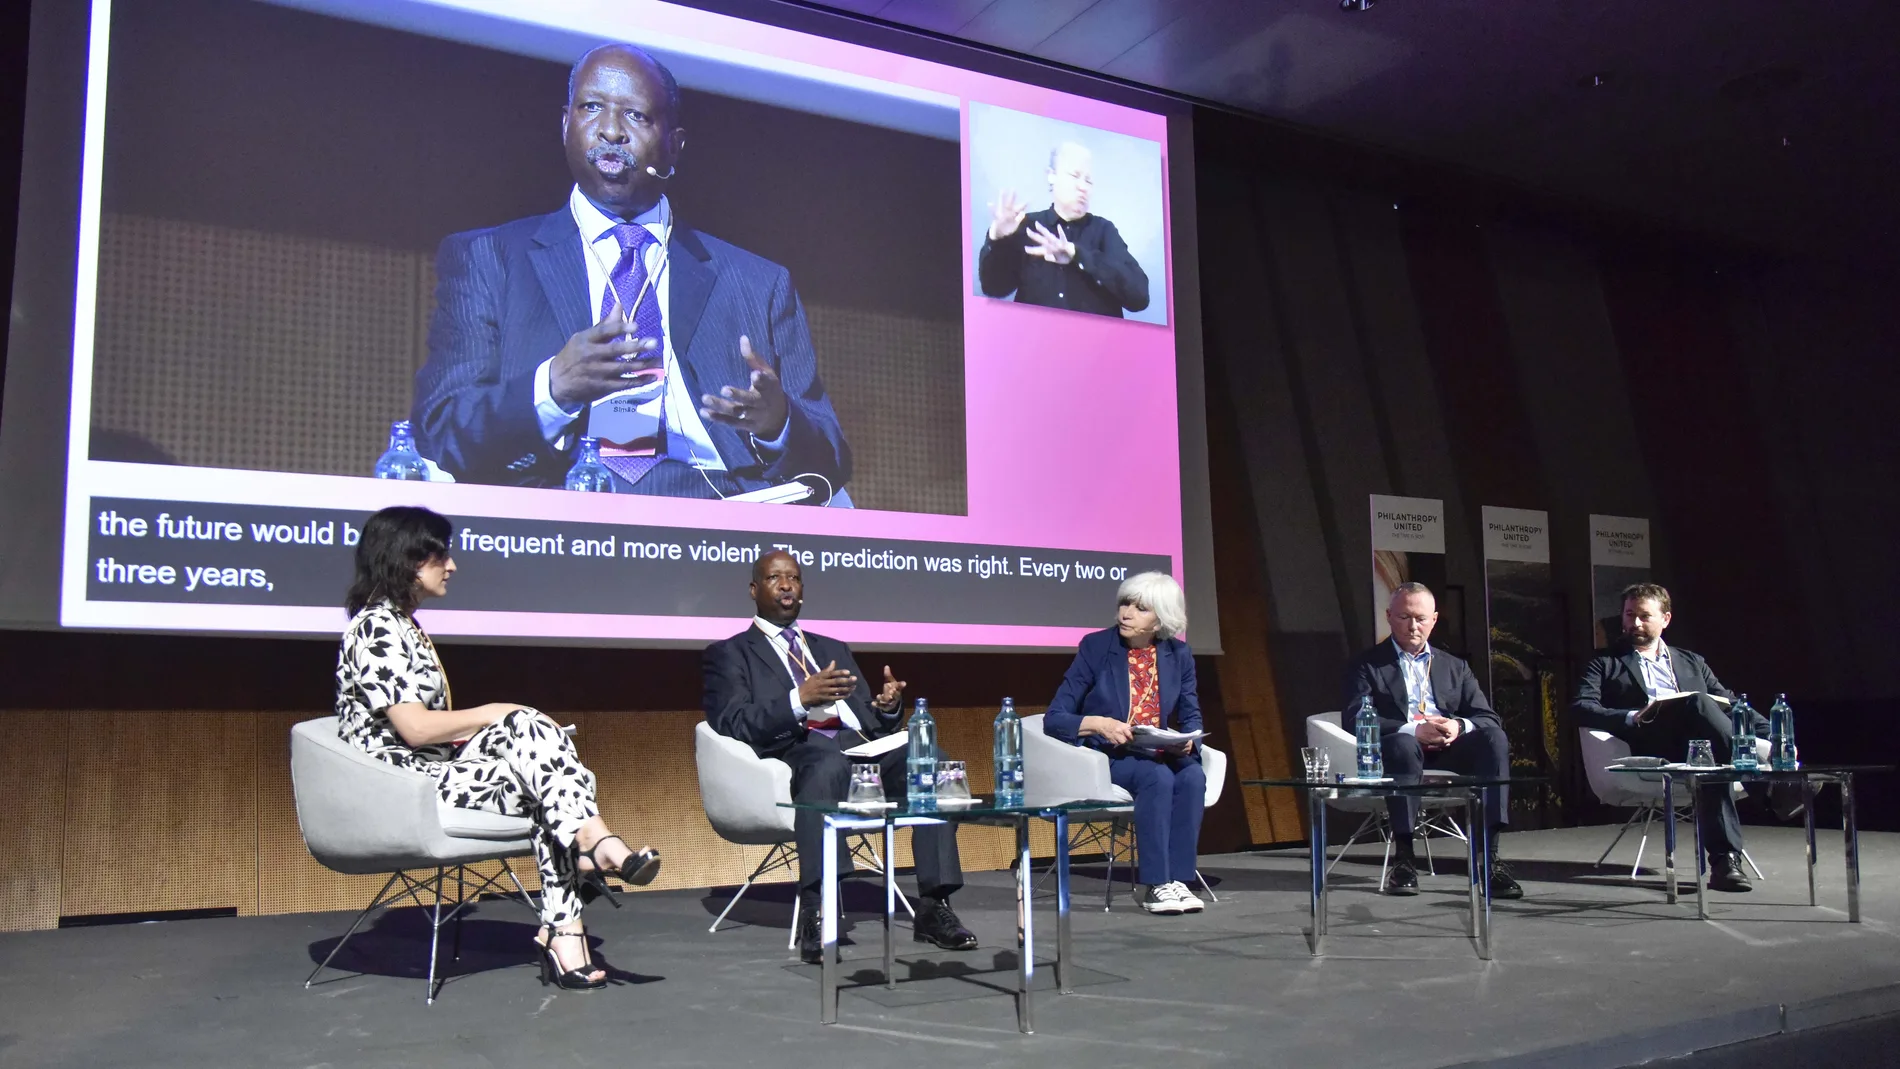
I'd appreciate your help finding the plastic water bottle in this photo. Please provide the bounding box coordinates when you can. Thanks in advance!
[564,436,616,493]
[1731,694,1759,771]
[906,698,938,811]
[373,420,430,480]
[1769,693,1799,771]
[1353,696,1383,779]
[992,697,1024,807]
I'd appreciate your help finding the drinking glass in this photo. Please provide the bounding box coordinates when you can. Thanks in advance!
[1317,751,1331,780]
[846,763,885,805]
[1300,747,1323,781]
[1686,740,1717,768]
[936,760,972,801]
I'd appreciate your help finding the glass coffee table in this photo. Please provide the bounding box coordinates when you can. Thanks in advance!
[1605,763,1891,920]
[1245,775,1543,960]
[779,795,1118,1034]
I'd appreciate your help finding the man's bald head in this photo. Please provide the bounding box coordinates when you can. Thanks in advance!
[750,551,803,625]
[568,44,681,122]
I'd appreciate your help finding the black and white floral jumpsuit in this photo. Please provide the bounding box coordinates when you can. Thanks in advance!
[334,601,597,926]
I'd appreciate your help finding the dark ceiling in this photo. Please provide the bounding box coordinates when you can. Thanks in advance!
[806,0,1900,266]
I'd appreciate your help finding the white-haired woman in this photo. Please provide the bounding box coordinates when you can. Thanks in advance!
[1041,572,1206,914]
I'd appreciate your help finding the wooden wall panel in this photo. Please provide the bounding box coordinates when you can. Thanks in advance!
[2,705,1094,931]
[0,712,68,931]
[60,711,258,917]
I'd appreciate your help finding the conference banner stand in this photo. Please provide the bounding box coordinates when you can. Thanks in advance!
[1482,506,1564,825]
[1588,515,1651,649]
[1369,495,1450,647]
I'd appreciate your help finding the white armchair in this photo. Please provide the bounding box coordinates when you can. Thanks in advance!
[692,722,908,948]
[1580,728,1765,879]
[1305,713,1468,884]
[1021,713,1226,910]
[289,716,540,1003]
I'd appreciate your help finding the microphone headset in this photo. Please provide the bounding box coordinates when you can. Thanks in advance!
[645,164,674,180]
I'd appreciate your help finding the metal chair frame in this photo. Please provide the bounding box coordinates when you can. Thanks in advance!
[708,835,916,948]
[1596,799,1765,881]
[304,860,539,1004]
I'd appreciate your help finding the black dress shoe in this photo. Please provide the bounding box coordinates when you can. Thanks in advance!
[913,897,979,950]
[1383,856,1419,896]
[1708,852,1754,892]
[1488,856,1524,900]
[796,901,823,964]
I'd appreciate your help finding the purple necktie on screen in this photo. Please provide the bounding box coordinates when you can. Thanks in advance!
[784,628,842,736]
[596,222,666,487]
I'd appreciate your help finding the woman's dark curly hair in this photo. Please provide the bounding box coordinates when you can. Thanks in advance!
[345,506,453,616]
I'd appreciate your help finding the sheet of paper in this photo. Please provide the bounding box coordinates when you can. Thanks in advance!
[842,732,909,758]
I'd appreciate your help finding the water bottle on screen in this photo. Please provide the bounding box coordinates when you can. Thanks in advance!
[992,697,1024,807]
[1731,694,1759,771]
[906,698,938,811]
[1769,693,1799,770]
[1353,696,1383,779]
[373,419,430,480]
[564,436,616,493]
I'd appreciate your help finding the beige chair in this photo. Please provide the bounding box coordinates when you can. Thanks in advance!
[1020,713,1227,909]
[1580,728,1766,880]
[289,716,540,1004]
[1305,713,1469,884]
[692,721,911,949]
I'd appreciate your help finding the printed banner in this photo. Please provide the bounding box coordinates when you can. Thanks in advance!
[1482,506,1563,825]
[1370,495,1447,646]
[1589,514,1650,648]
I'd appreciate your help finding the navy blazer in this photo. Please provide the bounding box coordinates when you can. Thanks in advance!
[411,206,851,491]
[1340,641,1502,739]
[701,624,900,761]
[1041,628,1202,753]
[1571,640,1757,739]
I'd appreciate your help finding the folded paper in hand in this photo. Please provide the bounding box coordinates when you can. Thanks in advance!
[842,732,909,759]
[1129,724,1206,753]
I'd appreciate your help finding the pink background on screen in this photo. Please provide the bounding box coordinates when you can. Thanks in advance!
[71,0,1185,647]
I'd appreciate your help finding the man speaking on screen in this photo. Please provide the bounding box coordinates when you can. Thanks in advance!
[977,140,1150,318]
[410,44,852,500]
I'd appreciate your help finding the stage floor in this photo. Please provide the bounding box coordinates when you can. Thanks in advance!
[2,826,1899,1068]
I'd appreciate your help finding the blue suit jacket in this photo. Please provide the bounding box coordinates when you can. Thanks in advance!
[411,206,851,491]
[1041,628,1202,753]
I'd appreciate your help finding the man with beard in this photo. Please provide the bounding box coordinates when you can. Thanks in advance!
[702,551,977,964]
[1573,583,1777,892]
[977,140,1150,318]
[410,44,851,498]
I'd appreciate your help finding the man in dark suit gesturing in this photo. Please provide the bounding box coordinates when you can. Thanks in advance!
[1342,582,1519,897]
[411,44,851,499]
[702,551,976,963]
[1573,583,1773,892]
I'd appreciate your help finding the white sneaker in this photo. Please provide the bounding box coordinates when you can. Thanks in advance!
[1169,881,1205,913]
[1136,883,1184,914]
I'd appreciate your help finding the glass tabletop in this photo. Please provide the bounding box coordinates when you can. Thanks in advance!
[778,795,1124,818]
[1244,775,1544,793]
[1604,763,1892,781]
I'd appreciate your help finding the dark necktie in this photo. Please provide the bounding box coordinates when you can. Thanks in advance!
[596,222,666,486]
[784,628,842,735]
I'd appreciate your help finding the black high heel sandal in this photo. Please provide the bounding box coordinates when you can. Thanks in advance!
[537,926,608,991]
[579,835,662,888]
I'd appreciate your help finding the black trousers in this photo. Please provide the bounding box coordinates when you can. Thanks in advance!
[1622,693,1745,858]
[1380,721,1511,843]
[779,729,963,900]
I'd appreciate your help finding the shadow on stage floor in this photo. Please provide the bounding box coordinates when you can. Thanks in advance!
[3,825,1899,1069]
